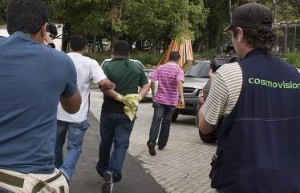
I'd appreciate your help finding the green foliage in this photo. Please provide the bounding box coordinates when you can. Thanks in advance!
[194,49,216,60]
[1,0,298,54]
[285,52,300,68]
[0,0,9,24]
[85,52,162,68]
[131,52,163,68]
[85,52,110,65]
[122,0,209,50]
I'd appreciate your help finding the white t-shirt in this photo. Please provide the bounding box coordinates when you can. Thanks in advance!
[57,52,106,122]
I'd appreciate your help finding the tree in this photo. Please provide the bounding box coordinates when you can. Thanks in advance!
[0,0,9,24]
[125,0,208,52]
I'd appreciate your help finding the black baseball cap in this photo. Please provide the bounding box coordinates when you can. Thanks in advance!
[224,3,273,31]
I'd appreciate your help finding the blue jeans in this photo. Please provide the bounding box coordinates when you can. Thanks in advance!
[0,187,12,193]
[96,113,135,183]
[147,102,176,148]
[55,120,90,181]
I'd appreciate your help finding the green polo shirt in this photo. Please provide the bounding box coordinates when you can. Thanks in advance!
[101,57,149,113]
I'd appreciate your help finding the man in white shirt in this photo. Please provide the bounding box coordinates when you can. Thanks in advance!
[55,34,114,183]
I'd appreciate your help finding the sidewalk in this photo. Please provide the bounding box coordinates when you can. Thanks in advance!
[89,89,217,193]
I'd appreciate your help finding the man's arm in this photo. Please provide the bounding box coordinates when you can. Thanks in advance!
[60,90,81,114]
[102,88,119,100]
[102,82,150,103]
[150,80,156,97]
[198,70,228,134]
[138,83,151,98]
[198,102,215,134]
[98,78,115,91]
[177,80,184,105]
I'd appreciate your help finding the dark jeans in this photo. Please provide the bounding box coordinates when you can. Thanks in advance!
[0,187,13,193]
[96,113,135,183]
[147,102,176,148]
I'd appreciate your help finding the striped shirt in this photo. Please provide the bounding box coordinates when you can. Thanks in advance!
[203,62,242,125]
[150,62,184,106]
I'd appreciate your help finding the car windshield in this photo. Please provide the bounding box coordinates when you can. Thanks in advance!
[184,61,210,78]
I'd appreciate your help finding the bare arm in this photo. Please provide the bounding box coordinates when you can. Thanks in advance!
[198,102,215,134]
[100,80,124,101]
[60,90,81,114]
[102,88,119,99]
[139,83,151,98]
[177,80,185,105]
[98,78,115,91]
[151,80,156,98]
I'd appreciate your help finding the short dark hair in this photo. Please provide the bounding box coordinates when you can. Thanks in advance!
[169,51,180,61]
[70,35,88,52]
[113,40,130,57]
[232,27,276,53]
[6,0,49,35]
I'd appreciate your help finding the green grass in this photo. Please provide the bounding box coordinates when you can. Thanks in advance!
[285,52,300,68]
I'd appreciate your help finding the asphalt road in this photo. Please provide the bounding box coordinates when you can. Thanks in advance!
[70,89,217,193]
[69,111,167,193]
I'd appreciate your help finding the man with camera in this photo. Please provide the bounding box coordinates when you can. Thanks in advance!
[198,3,300,193]
[0,0,81,192]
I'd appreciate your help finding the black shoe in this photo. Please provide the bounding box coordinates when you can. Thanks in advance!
[96,165,103,177]
[158,146,164,150]
[102,171,113,193]
[148,145,156,156]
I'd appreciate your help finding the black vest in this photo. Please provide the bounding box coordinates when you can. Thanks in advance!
[210,49,300,193]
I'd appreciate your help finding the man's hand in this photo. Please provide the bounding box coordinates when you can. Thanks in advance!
[177,97,185,109]
[44,32,55,48]
[114,93,124,103]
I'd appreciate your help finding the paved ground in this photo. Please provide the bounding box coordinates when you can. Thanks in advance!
[70,111,166,193]
[89,89,217,193]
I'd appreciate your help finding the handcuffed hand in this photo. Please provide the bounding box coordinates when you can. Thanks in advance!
[114,93,124,103]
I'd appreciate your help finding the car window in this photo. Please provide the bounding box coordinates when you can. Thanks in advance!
[184,61,210,78]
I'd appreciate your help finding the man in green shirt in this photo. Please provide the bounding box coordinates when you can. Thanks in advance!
[96,40,150,193]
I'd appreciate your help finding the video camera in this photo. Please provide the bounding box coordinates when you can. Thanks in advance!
[46,23,58,39]
[210,43,239,72]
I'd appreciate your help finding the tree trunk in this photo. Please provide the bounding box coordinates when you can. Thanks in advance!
[109,1,122,54]
[91,35,97,53]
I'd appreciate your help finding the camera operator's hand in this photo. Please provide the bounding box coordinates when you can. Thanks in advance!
[209,69,216,82]
[44,33,55,48]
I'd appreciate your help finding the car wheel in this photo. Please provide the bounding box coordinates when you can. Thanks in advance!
[171,110,179,122]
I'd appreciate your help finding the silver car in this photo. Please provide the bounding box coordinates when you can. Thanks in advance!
[171,60,210,121]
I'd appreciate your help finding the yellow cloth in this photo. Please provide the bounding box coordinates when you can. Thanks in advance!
[122,94,142,121]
